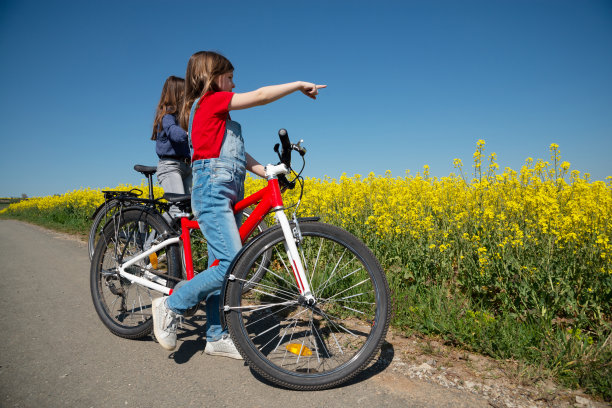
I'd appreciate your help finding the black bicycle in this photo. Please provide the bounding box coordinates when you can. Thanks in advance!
[88,165,268,273]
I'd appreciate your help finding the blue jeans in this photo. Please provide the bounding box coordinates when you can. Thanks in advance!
[166,158,245,342]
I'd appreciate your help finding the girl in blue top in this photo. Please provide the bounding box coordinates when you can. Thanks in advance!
[152,51,325,358]
[151,76,192,218]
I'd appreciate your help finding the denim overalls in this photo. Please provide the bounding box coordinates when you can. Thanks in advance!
[166,96,246,342]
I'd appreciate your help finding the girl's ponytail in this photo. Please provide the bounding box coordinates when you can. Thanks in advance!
[152,76,185,140]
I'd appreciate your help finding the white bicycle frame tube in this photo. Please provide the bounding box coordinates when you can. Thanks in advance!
[117,236,180,295]
[267,163,315,302]
[274,207,315,302]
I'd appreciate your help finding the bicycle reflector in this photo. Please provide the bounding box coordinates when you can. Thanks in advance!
[286,343,312,356]
[149,253,158,269]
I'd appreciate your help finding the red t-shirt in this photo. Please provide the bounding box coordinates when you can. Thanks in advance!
[191,91,234,161]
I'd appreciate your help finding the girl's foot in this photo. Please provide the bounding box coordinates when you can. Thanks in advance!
[152,297,178,350]
[205,334,243,359]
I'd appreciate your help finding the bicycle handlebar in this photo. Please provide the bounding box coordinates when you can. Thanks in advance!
[279,128,290,150]
[275,128,307,167]
[274,128,308,191]
[277,129,292,167]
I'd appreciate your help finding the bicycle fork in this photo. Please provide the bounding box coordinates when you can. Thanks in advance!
[274,210,315,304]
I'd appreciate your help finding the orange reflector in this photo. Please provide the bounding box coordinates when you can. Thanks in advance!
[149,253,158,269]
[286,343,312,356]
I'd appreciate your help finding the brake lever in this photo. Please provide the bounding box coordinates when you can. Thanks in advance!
[294,139,307,157]
[274,143,283,162]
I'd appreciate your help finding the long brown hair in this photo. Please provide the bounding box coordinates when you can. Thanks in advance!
[151,76,185,140]
[179,51,234,130]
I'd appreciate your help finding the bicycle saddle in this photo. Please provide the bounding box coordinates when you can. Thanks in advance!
[164,193,191,204]
[133,165,157,176]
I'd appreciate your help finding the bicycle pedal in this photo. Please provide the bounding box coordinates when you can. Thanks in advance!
[183,304,199,317]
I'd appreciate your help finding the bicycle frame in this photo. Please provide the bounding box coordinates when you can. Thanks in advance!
[116,164,315,302]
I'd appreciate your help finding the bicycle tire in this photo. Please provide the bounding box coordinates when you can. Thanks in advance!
[90,208,181,339]
[225,222,390,390]
[88,199,123,260]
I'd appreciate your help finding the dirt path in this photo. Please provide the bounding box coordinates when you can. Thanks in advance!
[0,220,607,407]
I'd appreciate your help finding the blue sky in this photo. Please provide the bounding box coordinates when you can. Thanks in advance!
[0,0,610,197]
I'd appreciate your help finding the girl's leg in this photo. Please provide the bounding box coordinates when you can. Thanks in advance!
[167,160,244,342]
[181,162,193,194]
[157,160,186,219]
[157,160,186,193]
[203,290,223,340]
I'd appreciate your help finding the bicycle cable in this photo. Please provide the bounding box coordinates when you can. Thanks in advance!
[280,154,306,216]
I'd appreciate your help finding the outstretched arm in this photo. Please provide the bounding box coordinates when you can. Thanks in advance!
[229,81,326,111]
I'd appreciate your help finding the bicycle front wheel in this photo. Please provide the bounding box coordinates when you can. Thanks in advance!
[90,208,181,339]
[225,222,390,390]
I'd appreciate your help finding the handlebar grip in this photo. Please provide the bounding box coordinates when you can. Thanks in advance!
[278,129,290,149]
[278,128,292,166]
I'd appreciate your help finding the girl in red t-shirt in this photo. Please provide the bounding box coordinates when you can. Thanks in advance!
[152,51,325,357]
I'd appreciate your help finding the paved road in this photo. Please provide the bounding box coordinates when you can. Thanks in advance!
[0,220,489,407]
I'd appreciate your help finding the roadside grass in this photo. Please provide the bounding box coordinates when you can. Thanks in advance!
[0,205,92,236]
[388,278,611,399]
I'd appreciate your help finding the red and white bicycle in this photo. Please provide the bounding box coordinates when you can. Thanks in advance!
[90,130,390,390]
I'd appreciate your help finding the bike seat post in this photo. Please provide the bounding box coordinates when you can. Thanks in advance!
[148,174,154,199]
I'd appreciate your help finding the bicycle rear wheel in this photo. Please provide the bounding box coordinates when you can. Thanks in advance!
[90,208,181,339]
[88,199,123,260]
[225,222,390,390]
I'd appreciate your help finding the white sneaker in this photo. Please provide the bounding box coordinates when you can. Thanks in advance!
[205,334,243,360]
[152,297,179,351]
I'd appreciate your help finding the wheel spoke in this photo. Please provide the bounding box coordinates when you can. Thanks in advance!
[308,237,324,286]
[314,307,360,338]
[271,247,300,290]
[316,265,363,295]
[245,264,296,297]
[324,278,372,302]
[324,291,375,304]
[314,246,347,297]
[235,277,296,301]
[227,300,296,312]
[243,303,296,328]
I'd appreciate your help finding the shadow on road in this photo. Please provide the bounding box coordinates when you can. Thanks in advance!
[169,314,206,364]
[167,312,395,390]
[248,340,395,390]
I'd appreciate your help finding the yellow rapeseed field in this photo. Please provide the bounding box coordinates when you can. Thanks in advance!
[1,183,165,219]
[245,142,611,329]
